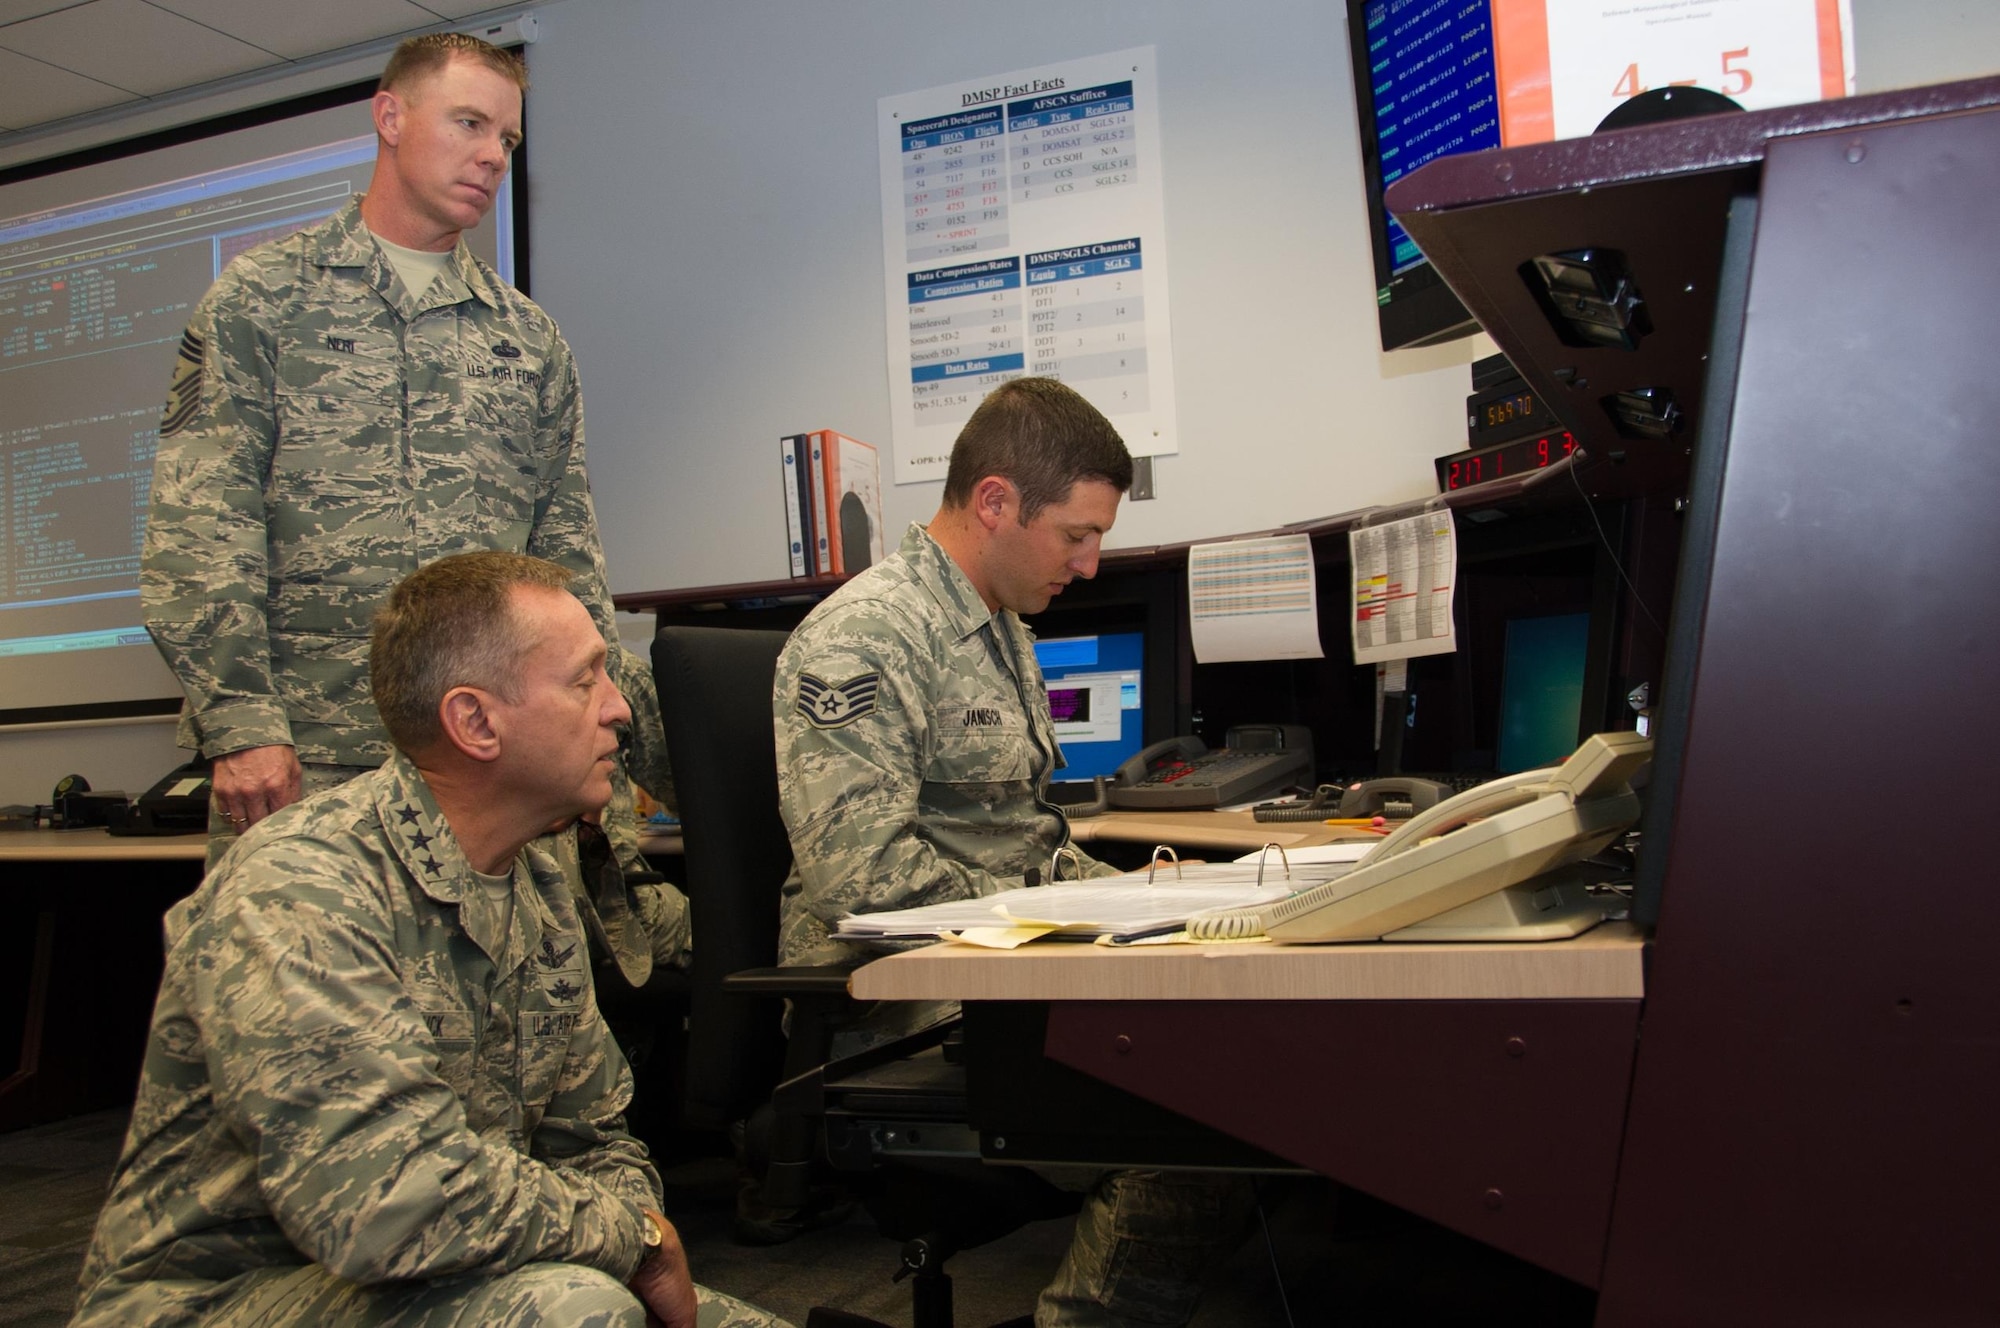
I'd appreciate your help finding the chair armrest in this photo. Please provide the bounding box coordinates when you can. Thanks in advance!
[722,965,854,998]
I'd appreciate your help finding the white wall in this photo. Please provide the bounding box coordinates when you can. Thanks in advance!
[527,0,1477,594]
[0,718,184,809]
[2,0,1993,804]
[529,0,2000,597]
[1857,1,2000,90]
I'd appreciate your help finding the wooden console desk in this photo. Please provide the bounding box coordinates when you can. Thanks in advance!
[852,924,1645,1289]
[852,922,1643,1004]
[0,827,207,862]
[1062,807,1353,854]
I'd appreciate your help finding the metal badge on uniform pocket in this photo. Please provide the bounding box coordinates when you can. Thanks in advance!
[532,934,587,1004]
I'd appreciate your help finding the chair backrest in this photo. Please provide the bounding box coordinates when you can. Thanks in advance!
[652,625,794,1129]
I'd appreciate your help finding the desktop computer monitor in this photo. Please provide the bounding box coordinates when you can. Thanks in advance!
[1495,611,1591,773]
[1034,631,1146,785]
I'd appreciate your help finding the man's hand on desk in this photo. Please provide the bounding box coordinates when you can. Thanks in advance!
[210,744,303,830]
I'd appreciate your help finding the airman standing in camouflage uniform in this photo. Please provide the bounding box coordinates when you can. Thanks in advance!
[139,33,685,969]
[73,552,784,1328]
[774,378,1255,1328]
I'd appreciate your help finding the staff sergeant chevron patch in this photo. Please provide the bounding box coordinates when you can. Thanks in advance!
[796,671,880,728]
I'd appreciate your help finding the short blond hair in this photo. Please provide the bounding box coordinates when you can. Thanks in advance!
[379,32,527,98]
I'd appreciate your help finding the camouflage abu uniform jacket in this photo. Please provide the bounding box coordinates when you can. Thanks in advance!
[73,752,663,1328]
[141,196,665,794]
[774,522,1118,971]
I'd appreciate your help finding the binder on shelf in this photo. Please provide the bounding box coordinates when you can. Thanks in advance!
[806,433,832,574]
[818,429,885,574]
[779,434,812,578]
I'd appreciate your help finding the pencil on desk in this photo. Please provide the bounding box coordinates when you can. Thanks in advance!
[1322,817,1386,827]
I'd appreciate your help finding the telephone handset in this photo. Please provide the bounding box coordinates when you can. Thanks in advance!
[1252,775,1458,823]
[1121,734,1205,775]
[1104,725,1314,811]
[1187,731,1651,943]
[1361,768,1559,864]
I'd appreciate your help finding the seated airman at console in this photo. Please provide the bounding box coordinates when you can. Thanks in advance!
[774,378,1255,1327]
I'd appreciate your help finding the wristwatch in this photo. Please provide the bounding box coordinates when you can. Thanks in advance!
[637,1210,667,1264]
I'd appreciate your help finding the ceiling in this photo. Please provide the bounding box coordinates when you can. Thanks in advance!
[0,0,510,136]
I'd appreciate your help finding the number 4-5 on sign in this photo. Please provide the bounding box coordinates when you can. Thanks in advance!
[1613,47,1753,99]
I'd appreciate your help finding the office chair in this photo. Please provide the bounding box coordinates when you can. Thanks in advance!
[574,821,693,1141]
[649,627,810,1130]
[651,624,1073,1328]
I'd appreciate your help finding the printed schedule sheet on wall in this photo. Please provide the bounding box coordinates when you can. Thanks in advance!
[878,47,1179,483]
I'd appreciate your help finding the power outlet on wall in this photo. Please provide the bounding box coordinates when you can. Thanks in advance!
[1130,455,1155,500]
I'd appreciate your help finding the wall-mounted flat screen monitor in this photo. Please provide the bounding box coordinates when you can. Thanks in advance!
[1035,631,1145,785]
[1343,0,1853,351]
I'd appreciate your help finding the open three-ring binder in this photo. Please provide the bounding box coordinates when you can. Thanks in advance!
[835,732,1649,947]
[832,844,1361,947]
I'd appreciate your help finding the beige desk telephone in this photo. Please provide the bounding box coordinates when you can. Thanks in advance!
[1186,731,1651,944]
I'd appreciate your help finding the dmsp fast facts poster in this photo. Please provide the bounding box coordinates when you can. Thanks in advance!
[878,47,1179,483]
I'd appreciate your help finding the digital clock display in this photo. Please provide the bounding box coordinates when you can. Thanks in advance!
[1475,391,1537,436]
[1435,429,1579,492]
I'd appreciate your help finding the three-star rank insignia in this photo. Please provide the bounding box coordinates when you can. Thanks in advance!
[796,672,880,729]
[394,804,443,877]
